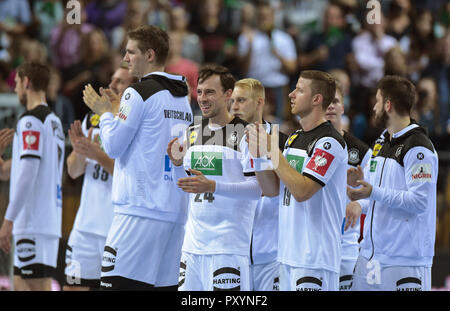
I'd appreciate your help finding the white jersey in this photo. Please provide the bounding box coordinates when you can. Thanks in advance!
[341,131,372,261]
[278,122,347,273]
[99,72,192,224]
[7,104,65,237]
[71,113,114,237]
[182,117,259,256]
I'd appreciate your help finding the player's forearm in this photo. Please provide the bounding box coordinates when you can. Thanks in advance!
[5,158,40,221]
[0,158,11,181]
[92,151,114,175]
[67,151,86,179]
[99,113,135,158]
[214,176,262,200]
[255,170,279,197]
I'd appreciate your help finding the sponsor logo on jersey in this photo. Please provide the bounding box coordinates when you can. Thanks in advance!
[22,131,40,151]
[396,277,422,291]
[411,163,432,183]
[16,239,36,262]
[178,261,186,288]
[190,131,198,145]
[227,131,238,145]
[348,148,360,165]
[124,92,131,100]
[89,114,100,127]
[164,155,173,181]
[323,142,331,150]
[286,154,305,173]
[417,152,424,160]
[339,275,353,291]
[273,277,280,291]
[306,148,334,176]
[370,160,377,172]
[372,144,382,157]
[101,246,117,273]
[117,103,131,122]
[395,144,404,158]
[164,109,192,122]
[213,267,241,291]
[296,276,322,291]
[287,133,298,147]
[191,152,222,176]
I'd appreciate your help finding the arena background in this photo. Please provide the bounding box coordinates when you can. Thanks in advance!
[0,0,449,290]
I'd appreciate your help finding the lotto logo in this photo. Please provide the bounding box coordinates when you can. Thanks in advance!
[22,131,40,151]
[286,154,305,173]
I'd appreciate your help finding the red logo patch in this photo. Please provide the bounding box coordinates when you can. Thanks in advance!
[306,148,334,176]
[22,131,40,151]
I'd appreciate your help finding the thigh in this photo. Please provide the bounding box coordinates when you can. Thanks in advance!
[252,261,280,291]
[351,255,382,291]
[178,252,203,291]
[211,254,250,291]
[65,230,105,289]
[100,215,175,290]
[339,259,357,291]
[13,234,59,280]
[280,265,337,291]
[382,266,431,291]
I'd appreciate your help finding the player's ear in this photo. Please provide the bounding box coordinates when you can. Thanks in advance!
[147,48,156,63]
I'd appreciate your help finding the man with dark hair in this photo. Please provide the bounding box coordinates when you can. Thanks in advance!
[247,70,348,291]
[347,75,438,291]
[83,25,193,290]
[0,62,65,291]
[167,65,262,291]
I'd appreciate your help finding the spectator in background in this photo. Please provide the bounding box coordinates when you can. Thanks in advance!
[166,31,199,107]
[299,1,353,72]
[50,3,94,74]
[384,46,408,77]
[328,68,351,130]
[237,1,297,122]
[0,61,11,92]
[412,77,441,138]
[111,0,146,53]
[48,66,74,135]
[145,0,172,30]
[0,0,32,36]
[385,0,411,41]
[63,29,113,120]
[32,0,64,58]
[85,0,127,44]
[169,6,203,65]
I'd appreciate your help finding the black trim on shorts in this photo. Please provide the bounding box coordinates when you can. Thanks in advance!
[100,276,155,291]
[14,264,56,279]
[64,276,100,289]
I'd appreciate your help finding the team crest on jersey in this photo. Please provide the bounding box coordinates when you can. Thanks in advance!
[227,131,238,145]
[306,148,334,176]
[90,114,100,127]
[348,148,360,165]
[189,131,198,145]
[372,144,382,157]
[22,131,40,151]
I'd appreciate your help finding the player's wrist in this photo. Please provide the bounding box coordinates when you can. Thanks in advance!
[209,180,216,193]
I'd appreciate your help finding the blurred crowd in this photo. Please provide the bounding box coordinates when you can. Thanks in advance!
[0,0,449,243]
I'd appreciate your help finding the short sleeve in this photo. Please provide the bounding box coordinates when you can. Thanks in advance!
[17,116,45,159]
[303,137,346,186]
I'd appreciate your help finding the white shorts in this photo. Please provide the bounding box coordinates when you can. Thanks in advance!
[250,261,280,291]
[179,252,250,291]
[64,229,107,288]
[352,255,431,291]
[339,259,357,291]
[100,214,185,290]
[13,234,59,279]
[279,264,339,291]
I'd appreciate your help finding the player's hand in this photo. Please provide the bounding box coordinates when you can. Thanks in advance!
[177,168,216,193]
[83,84,112,115]
[0,219,13,254]
[71,128,103,161]
[347,180,373,201]
[68,120,85,149]
[167,138,185,167]
[245,122,271,158]
[344,201,362,231]
[101,87,121,115]
[347,165,364,187]
[0,128,14,156]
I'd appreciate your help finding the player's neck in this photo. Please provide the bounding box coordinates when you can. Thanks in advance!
[26,91,46,111]
[387,115,411,138]
[209,111,233,127]
[330,119,344,136]
[142,64,165,78]
[300,111,327,132]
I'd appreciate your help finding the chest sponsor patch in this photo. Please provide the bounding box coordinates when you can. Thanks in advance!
[191,151,222,176]
[370,160,377,172]
[372,144,382,157]
[22,131,40,151]
[306,148,334,177]
[411,163,432,183]
[286,154,305,173]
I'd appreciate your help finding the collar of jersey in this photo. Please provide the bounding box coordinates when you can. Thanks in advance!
[141,71,186,82]
[392,122,419,139]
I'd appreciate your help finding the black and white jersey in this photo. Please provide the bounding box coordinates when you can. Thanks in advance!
[182,117,258,256]
[278,121,347,273]
[7,104,65,236]
[99,72,193,224]
[250,121,288,264]
[341,131,372,261]
[71,112,114,237]
[359,123,438,267]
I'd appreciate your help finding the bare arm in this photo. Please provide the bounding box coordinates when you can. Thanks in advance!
[66,149,87,179]
[0,158,11,181]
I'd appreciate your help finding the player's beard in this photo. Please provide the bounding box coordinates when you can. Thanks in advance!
[374,109,389,129]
